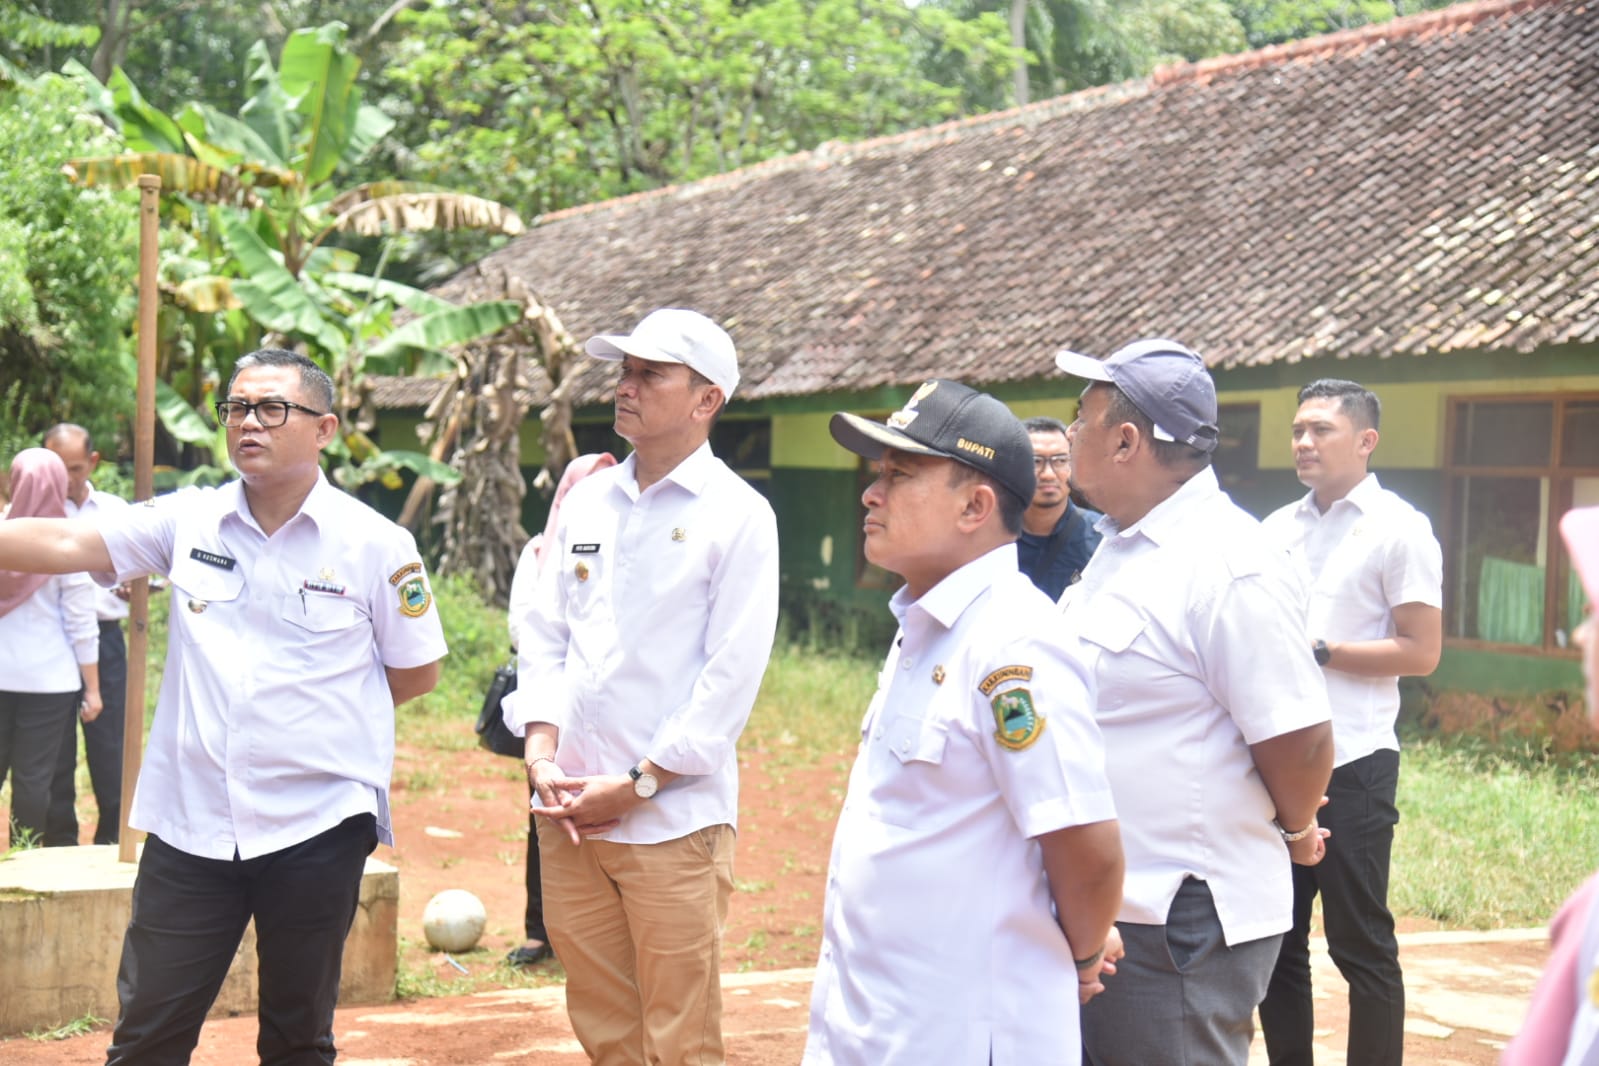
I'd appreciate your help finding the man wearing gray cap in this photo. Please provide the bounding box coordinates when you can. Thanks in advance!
[511,308,780,1065]
[804,379,1124,1066]
[1053,340,1334,1066]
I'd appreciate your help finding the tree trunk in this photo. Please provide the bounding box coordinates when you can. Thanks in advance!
[1011,0,1029,107]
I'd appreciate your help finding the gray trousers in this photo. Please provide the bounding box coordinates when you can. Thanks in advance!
[1082,877,1282,1066]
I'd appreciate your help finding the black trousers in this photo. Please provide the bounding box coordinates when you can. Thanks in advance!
[46,619,127,846]
[105,812,378,1066]
[1260,749,1405,1066]
[0,688,78,847]
[524,792,547,942]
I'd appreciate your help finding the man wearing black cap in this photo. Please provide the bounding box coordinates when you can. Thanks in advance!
[802,379,1125,1066]
[1053,340,1334,1066]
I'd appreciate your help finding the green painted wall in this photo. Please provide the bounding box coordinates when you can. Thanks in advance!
[1431,645,1584,697]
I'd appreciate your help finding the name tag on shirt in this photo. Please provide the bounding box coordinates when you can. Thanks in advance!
[190,548,237,570]
[571,543,601,554]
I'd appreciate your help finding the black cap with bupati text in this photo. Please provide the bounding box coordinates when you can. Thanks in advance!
[829,379,1036,504]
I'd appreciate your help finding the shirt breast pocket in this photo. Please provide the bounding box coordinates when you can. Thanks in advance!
[870,713,951,829]
[1076,599,1152,715]
[283,592,359,633]
[168,558,245,646]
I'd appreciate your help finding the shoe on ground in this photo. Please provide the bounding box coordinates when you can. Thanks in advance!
[506,942,553,967]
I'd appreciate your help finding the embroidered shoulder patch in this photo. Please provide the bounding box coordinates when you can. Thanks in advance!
[978,665,1033,696]
[992,688,1045,751]
[398,576,432,617]
[389,561,422,586]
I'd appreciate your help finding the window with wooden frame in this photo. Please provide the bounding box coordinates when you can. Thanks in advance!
[1443,394,1599,653]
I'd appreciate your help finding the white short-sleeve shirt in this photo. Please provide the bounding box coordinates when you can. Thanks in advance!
[97,473,448,859]
[805,546,1116,1066]
[1059,468,1331,946]
[1263,474,1443,766]
[514,443,780,845]
[0,572,98,691]
[64,485,132,622]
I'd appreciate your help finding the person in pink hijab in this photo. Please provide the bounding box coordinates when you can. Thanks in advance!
[1503,505,1599,1066]
[501,451,618,967]
[0,448,101,847]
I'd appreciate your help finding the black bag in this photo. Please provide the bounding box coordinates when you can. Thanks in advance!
[474,661,525,759]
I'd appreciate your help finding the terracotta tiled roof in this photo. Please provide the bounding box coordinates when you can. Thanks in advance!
[384,0,1596,410]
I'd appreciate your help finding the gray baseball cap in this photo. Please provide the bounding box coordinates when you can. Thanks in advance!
[1054,338,1220,453]
[830,379,1036,504]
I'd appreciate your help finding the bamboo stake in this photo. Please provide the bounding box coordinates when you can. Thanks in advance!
[119,175,160,863]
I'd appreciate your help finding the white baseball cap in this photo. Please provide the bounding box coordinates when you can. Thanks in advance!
[584,308,740,398]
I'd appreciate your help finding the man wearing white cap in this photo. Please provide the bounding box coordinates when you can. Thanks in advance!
[1053,339,1334,1066]
[511,308,780,1065]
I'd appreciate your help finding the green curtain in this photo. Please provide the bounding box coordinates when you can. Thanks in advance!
[1478,556,1544,646]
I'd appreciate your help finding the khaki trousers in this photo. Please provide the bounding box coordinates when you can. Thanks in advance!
[538,820,736,1066]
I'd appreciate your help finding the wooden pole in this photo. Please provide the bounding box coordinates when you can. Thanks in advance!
[120,175,161,863]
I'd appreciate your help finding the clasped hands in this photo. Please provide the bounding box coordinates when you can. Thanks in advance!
[1077,926,1126,1005]
[526,759,643,845]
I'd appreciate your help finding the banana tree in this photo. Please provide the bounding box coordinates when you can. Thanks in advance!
[60,22,525,488]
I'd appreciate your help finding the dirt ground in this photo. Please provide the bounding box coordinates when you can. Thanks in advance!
[1,741,1550,1064]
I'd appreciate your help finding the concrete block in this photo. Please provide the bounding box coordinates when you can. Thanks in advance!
[0,845,397,1037]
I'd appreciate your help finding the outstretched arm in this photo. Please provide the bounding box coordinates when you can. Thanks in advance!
[0,517,112,574]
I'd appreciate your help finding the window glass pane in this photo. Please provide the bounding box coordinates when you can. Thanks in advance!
[1447,475,1547,645]
[1214,403,1261,500]
[1562,402,1599,468]
[1452,401,1554,468]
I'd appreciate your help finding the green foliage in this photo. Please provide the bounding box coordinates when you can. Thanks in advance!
[0,73,137,454]
[381,0,1017,217]
[1394,731,1599,928]
[24,1011,107,1042]
[1228,0,1459,49]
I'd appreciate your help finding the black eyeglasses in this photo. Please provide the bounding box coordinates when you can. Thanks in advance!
[1033,455,1071,472]
[214,400,327,428]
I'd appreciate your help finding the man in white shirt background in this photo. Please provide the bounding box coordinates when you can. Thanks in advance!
[1259,379,1443,1066]
[803,379,1124,1065]
[1055,339,1334,1066]
[513,308,780,1066]
[42,423,132,846]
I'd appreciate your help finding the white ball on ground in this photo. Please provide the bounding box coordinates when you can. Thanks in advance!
[422,888,487,952]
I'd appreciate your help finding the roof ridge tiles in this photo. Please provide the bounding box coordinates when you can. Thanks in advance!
[1152,0,1560,87]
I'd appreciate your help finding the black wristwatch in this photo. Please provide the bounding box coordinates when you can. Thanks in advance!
[1312,639,1332,666]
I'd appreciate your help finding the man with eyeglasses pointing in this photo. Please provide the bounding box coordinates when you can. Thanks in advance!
[1015,415,1103,600]
[0,347,447,1063]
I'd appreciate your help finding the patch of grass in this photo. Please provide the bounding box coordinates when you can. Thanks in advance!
[1392,730,1599,929]
[26,1013,106,1041]
[394,938,563,1000]
[742,645,877,765]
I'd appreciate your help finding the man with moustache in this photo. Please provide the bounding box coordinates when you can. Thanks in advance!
[1016,415,1102,599]
[1055,339,1334,1066]
[804,380,1124,1065]
[0,348,447,1063]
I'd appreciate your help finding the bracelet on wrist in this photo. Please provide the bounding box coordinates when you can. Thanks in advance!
[1073,946,1105,971]
[528,754,557,769]
[1274,817,1315,843]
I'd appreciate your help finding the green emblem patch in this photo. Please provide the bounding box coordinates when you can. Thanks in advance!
[398,576,433,618]
[992,688,1045,751]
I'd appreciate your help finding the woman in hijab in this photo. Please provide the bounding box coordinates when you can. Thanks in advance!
[0,448,101,847]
